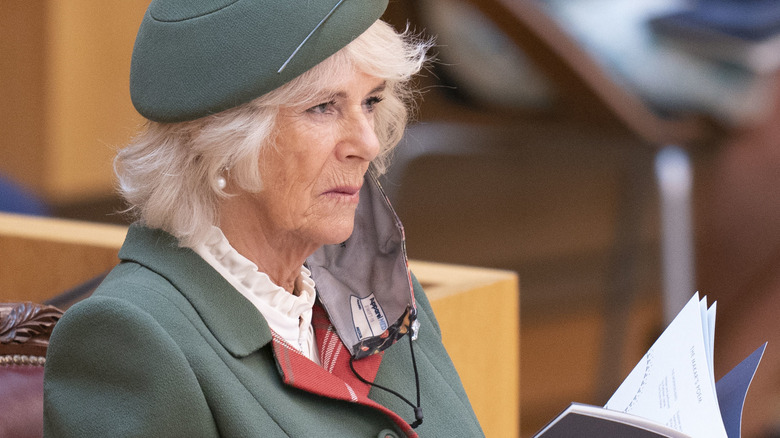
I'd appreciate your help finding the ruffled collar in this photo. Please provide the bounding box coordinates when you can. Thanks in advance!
[192,226,316,349]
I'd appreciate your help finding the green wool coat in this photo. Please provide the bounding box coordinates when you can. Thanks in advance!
[43,225,484,437]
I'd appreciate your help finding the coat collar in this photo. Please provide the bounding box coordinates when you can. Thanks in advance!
[118,224,272,358]
[118,225,415,436]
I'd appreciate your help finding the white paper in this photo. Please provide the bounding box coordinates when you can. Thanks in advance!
[706,302,718,401]
[605,293,727,438]
[535,403,691,437]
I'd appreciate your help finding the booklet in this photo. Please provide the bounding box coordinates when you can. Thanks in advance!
[534,293,766,438]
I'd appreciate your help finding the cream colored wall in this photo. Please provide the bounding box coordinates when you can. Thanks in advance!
[1,1,148,204]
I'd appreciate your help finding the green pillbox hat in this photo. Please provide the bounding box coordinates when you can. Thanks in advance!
[130,0,389,122]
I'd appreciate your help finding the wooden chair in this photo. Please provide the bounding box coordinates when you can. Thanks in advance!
[0,302,63,438]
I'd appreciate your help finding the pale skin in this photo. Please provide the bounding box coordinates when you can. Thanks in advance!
[218,70,385,294]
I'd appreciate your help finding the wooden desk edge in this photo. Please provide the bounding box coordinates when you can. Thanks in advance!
[0,212,127,248]
[408,259,519,300]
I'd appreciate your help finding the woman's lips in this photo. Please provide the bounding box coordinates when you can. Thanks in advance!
[322,186,361,202]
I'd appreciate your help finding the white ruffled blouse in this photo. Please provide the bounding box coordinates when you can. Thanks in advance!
[192,226,320,365]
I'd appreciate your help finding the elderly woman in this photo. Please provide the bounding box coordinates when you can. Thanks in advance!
[43,1,483,437]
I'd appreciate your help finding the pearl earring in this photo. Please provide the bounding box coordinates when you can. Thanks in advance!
[216,175,227,190]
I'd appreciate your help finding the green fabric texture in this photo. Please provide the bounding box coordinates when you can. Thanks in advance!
[43,225,484,437]
[130,0,389,122]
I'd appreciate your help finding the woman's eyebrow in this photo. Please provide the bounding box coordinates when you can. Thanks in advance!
[369,82,387,95]
[312,82,387,102]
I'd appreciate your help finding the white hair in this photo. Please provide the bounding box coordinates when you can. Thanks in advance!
[115,20,431,247]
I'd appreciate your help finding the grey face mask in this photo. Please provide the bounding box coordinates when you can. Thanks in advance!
[306,170,418,359]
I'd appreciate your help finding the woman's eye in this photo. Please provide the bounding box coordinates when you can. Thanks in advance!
[307,101,335,114]
[364,96,384,112]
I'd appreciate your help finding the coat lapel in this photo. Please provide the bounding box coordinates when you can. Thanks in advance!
[118,225,271,357]
[272,304,417,437]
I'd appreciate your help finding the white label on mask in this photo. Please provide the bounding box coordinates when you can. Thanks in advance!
[350,293,388,340]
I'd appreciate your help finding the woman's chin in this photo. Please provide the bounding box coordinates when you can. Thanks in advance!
[320,222,355,246]
[305,208,359,248]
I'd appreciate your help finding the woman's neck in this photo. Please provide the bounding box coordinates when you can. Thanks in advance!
[217,198,317,294]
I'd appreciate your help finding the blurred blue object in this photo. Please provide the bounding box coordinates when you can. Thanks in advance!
[684,0,780,40]
[648,0,780,75]
[0,174,48,216]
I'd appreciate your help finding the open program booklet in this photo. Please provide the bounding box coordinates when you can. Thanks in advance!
[535,293,767,438]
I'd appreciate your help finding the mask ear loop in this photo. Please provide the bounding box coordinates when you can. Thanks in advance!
[349,334,423,429]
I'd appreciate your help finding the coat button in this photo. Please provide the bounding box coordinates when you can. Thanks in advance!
[377,429,399,438]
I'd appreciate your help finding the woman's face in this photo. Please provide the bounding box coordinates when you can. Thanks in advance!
[254,70,384,251]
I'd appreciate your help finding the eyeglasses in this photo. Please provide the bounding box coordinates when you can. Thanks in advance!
[277,0,346,73]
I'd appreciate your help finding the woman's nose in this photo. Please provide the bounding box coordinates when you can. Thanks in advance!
[339,110,381,162]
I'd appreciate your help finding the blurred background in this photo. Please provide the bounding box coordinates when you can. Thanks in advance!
[3,0,780,436]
